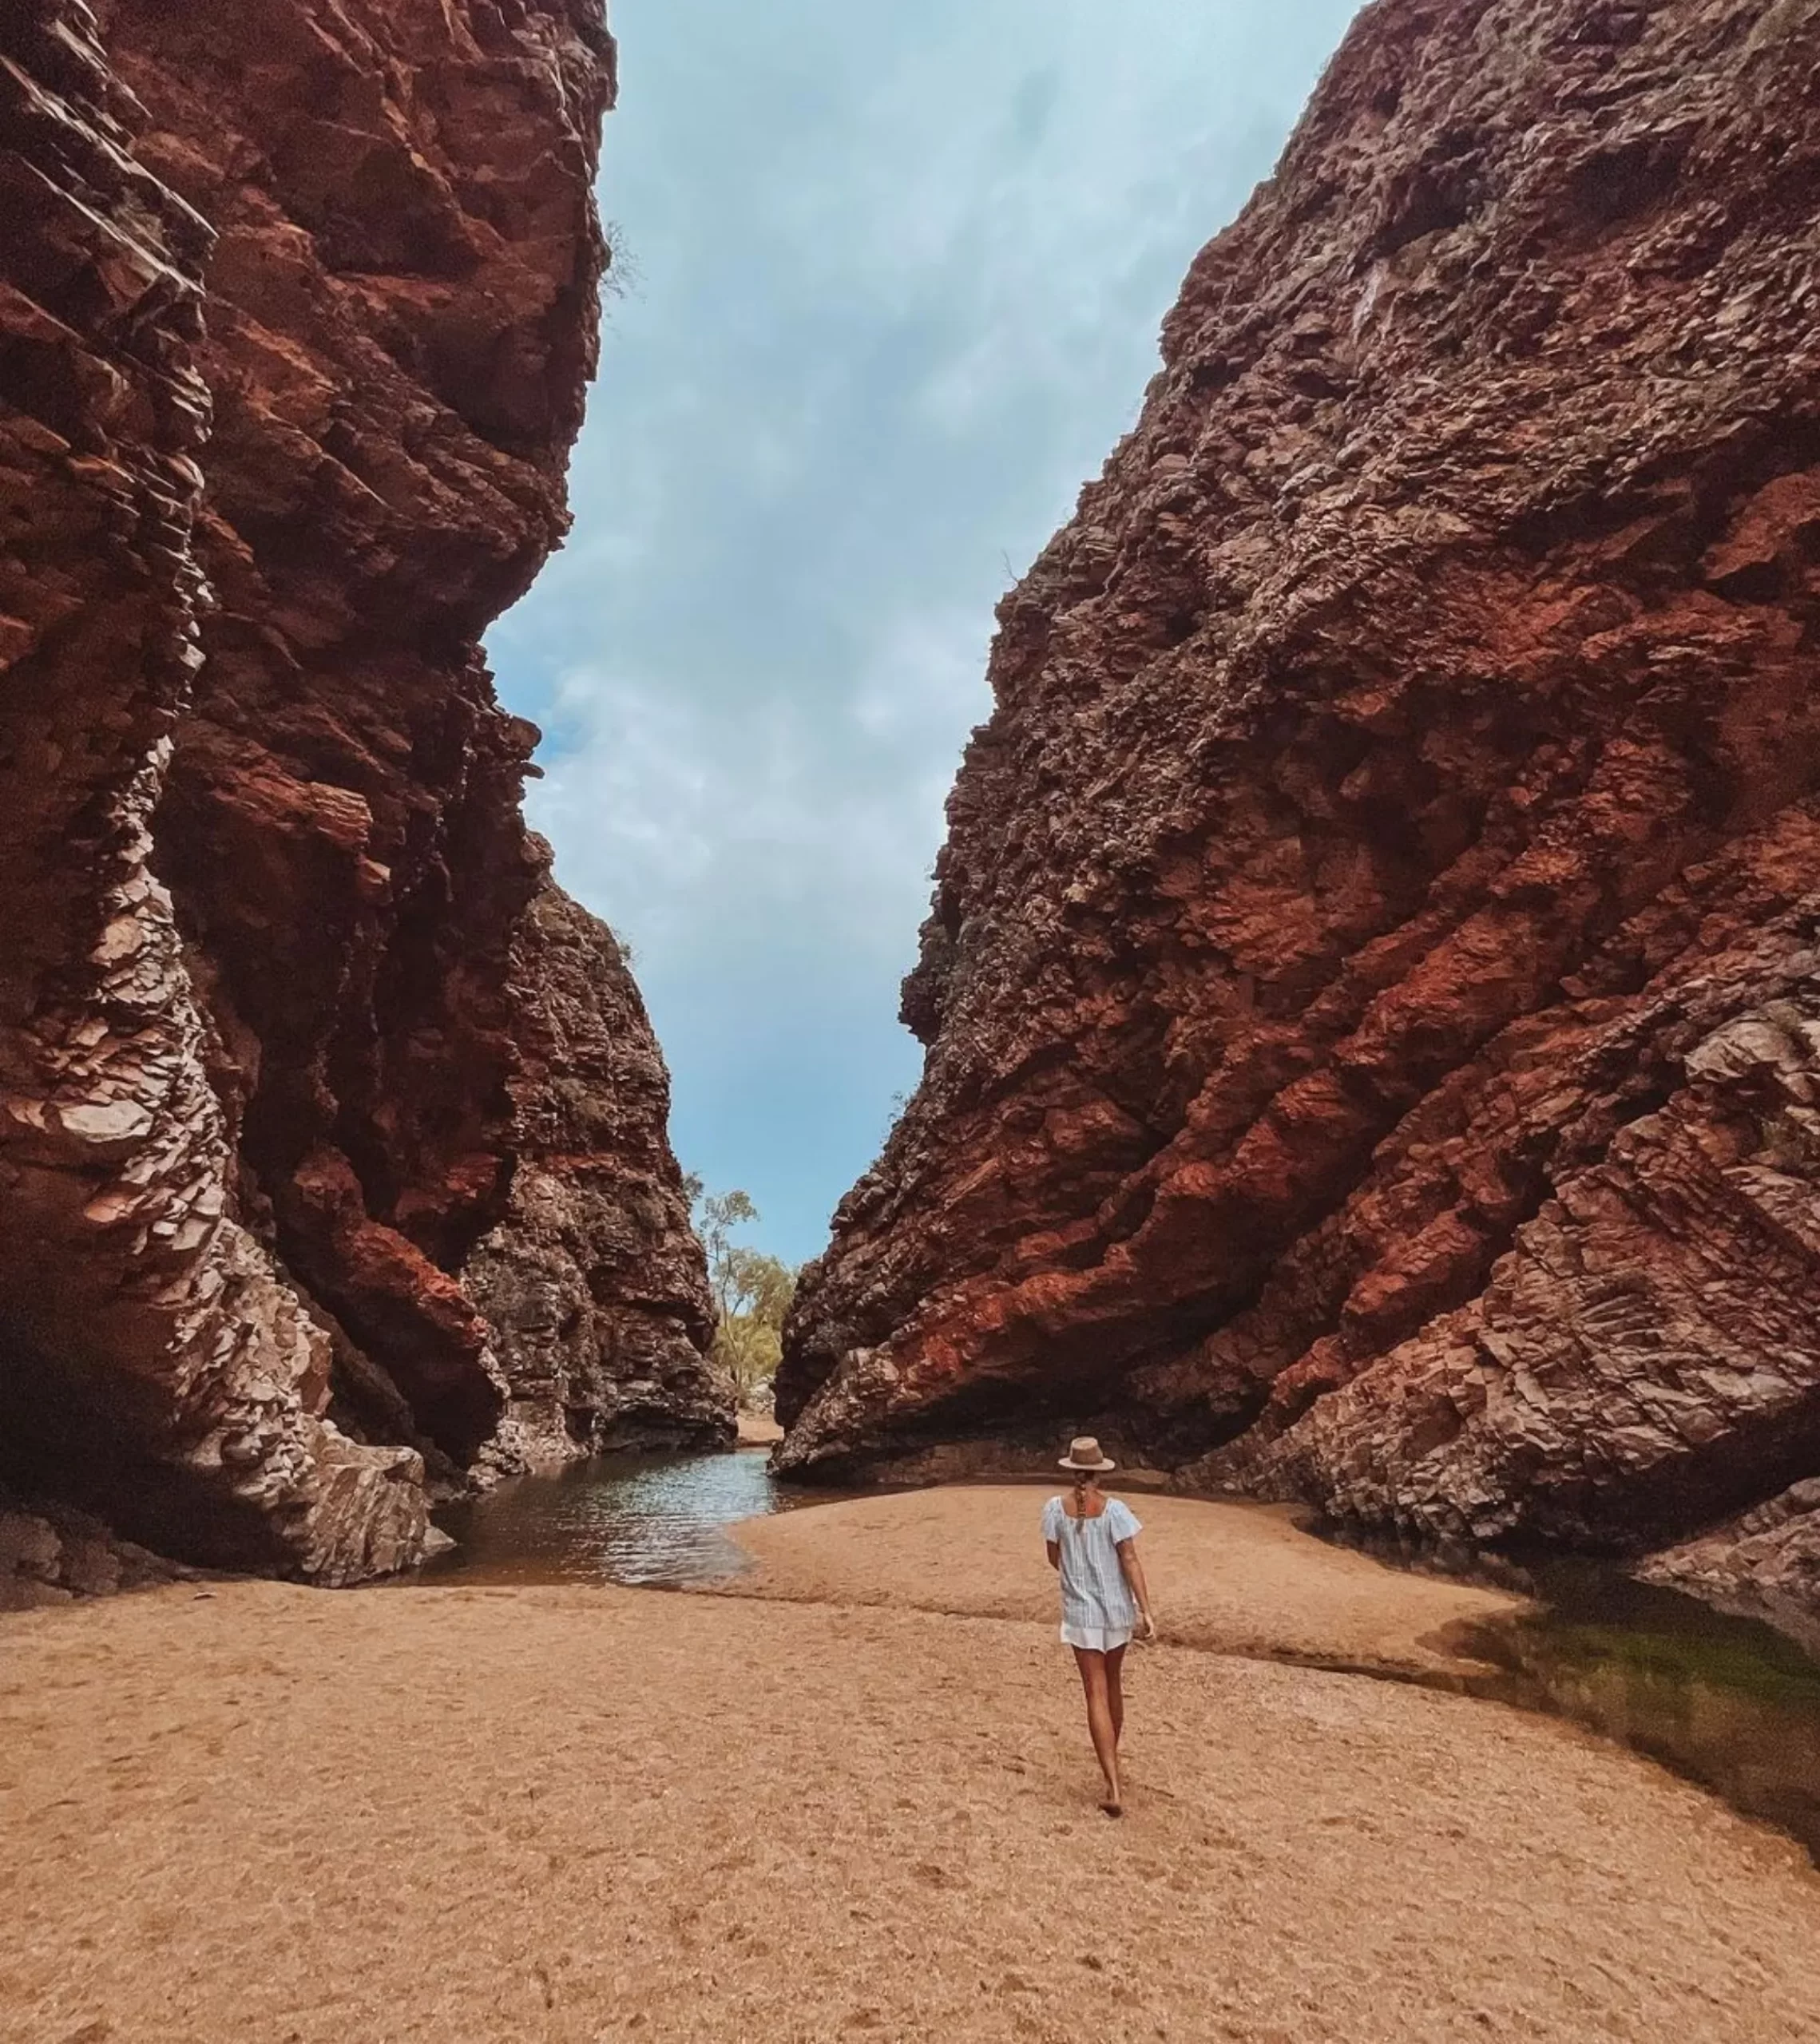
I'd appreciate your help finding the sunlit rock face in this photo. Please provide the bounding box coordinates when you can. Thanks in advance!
[778,0,1820,1627]
[0,0,725,1583]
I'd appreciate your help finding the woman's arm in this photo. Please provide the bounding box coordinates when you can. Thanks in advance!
[1045,1540,1061,1571]
[1116,1538,1156,1638]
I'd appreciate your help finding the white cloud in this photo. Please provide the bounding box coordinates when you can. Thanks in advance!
[530,601,989,976]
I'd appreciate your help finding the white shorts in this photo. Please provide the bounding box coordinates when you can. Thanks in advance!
[1061,1622,1132,1652]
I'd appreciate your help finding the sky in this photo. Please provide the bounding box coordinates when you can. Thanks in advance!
[486,0,1362,1266]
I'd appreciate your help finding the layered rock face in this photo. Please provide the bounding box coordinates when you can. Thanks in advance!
[779,0,1820,1623]
[466,881,723,1464]
[0,0,726,1584]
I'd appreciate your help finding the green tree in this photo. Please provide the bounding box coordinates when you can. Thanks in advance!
[690,1185,797,1408]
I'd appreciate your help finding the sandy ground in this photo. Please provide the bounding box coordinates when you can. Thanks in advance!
[736,1413,784,1447]
[4,1499,1820,2042]
[728,1486,1521,1676]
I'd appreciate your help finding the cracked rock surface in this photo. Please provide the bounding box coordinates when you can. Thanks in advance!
[778,0,1820,1636]
[0,1,725,1583]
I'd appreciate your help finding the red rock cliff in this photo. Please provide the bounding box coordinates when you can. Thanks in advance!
[0,0,728,1588]
[778,0,1820,1630]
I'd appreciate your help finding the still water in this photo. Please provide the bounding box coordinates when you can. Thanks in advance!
[422,1451,1820,1863]
[1453,1564,1820,1863]
[1318,1528,1820,1865]
[422,1448,790,1588]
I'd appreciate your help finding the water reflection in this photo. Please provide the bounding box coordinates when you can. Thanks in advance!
[1453,1567,1820,1865]
[422,1448,787,1588]
[1320,1526,1820,1865]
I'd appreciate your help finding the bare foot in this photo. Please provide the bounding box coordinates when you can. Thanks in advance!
[1100,1799,1124,1818]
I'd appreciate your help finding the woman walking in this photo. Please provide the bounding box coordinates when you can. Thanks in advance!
[1043,1437,1156,1816]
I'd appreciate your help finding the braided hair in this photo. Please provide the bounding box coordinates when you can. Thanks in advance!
[1070,1468,1095,1531]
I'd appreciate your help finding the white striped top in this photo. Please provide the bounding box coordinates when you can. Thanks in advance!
[1042,1494,1141,1634]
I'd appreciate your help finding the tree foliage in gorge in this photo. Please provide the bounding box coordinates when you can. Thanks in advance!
[684,1179,798,1407]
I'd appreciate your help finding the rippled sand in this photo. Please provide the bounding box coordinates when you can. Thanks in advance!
[3,1490,1819,2042]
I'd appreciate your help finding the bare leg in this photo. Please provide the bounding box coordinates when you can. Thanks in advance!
[1105,1643,1127,1750]
[1072,1647,1124,1814]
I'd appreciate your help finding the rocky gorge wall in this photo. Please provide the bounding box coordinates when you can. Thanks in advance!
[0,0,727,1591]
[778,0,1820,1632]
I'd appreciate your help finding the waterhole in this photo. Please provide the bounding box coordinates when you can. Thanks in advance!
[1324,1532,1820,1866]
[419,1447,794,1589]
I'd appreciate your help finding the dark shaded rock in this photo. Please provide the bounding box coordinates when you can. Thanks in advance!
[1641,1480,1820,1658]
[0,1484,194,1612]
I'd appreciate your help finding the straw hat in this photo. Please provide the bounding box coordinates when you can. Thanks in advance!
[1058,1436,1116,1472]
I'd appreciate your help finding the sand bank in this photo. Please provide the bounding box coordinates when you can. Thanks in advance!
[3,1493,1818,2042]
[726,1485,1521,1677]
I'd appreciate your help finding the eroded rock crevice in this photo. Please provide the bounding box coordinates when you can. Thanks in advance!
[778,0,1820,1635]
